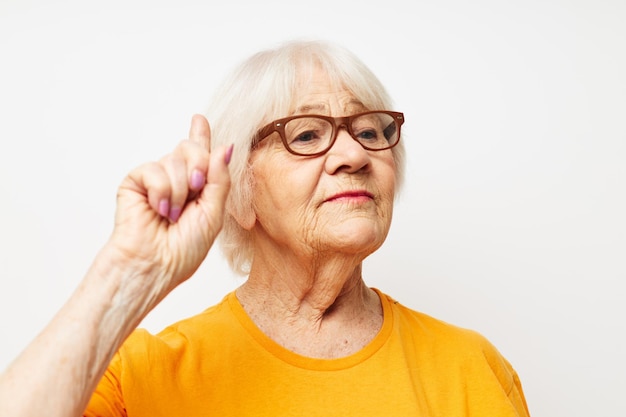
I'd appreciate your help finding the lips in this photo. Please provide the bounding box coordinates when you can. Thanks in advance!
[324,190,374,203]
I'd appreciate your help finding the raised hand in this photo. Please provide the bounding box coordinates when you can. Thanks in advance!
[109,114,232,296]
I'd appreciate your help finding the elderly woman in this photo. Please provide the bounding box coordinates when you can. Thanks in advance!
[0,40,530,416]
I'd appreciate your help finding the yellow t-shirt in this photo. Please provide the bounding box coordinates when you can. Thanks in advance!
[85,289,530,416]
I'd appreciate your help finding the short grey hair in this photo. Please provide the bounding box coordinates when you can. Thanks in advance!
[206,40,405,275]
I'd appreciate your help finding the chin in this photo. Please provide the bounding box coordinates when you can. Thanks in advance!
[325,221,389,254]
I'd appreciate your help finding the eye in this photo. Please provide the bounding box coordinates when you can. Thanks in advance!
[351,113,395,146]
[292,130,320,143]
[284,117,332,151]
[355,129,379,141]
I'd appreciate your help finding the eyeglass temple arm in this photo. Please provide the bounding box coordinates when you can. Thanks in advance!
[383,122,397,140]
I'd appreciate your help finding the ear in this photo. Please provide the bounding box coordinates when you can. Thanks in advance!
[229,203,256,231]
[228,164,257,230]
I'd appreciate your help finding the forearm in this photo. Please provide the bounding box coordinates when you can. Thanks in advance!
[0,243,167,417]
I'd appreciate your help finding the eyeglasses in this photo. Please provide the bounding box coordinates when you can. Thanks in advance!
[252,110,404,157]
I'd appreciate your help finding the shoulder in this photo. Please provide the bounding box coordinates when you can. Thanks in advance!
[380,291,492,346]
[119,292,236,361]
[379,291,477,335]
[379,290,523,395]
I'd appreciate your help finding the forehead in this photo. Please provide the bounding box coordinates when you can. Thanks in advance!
[290,67,367,116]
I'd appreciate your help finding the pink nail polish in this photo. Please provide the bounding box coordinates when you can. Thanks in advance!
[224,144,234,165]
[158,199,170,218]
[191,169,205,189]
[169,206,182,222]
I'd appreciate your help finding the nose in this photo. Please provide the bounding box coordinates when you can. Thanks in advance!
[324,127,371,174]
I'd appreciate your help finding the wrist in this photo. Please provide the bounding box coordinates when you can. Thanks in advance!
[81,242,169,336]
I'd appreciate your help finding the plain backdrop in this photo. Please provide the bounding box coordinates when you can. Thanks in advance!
[1,0,624,416]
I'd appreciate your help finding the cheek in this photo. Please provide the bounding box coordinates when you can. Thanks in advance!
[375,161,398,221]
[378,157,398,197]
[251,157,322,223]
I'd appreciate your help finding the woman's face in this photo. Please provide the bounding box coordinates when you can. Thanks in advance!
[247,68,397,258]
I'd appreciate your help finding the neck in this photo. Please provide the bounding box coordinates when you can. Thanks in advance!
[236,254,383,358]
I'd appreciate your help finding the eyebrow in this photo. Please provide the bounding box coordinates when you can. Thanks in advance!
[294,100,367,115]
[294,104,328,114]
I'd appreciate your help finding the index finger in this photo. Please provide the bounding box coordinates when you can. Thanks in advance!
[188,114,211,151]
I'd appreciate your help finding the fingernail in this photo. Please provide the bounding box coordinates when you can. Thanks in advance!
[158,199,170,218]
[190,169,205,189]
[224,144,234,165]
[169,206,182,223]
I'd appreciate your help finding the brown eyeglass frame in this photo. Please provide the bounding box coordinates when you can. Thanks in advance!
[252,110,405,157]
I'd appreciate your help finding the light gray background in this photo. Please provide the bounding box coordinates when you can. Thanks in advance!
[1,1,624,416]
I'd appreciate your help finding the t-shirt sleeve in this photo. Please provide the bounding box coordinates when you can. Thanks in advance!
[83,352,126,417]
[477,335,531,417]
[505,358,531,416]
